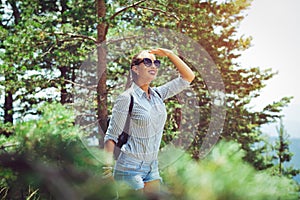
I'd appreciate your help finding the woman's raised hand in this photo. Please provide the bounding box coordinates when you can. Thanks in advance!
[150,48,195,82]
[149,48,174,57]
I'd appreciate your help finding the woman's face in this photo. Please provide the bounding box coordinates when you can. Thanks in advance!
[132,51,159,84]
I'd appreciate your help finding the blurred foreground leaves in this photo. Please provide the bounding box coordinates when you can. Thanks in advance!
[0,103,298,199]
[161,142,299,200]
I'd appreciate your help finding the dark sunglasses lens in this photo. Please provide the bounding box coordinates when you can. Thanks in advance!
[143,58,152,67]
[154,60,160,68]
[141,58,160,68]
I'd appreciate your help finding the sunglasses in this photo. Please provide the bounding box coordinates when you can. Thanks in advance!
[135,58,161,68]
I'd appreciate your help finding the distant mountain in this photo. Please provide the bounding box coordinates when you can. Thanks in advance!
[289,138,300,183]
[289,138,300,167]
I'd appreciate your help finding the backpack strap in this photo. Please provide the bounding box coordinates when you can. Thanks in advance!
[154,90,162,99]
[113,94,133,160]
[128,94,134,115]
[123,94,133,132]
[106,94,134,133]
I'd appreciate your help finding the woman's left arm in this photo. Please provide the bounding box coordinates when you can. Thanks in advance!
[149,48,195,82]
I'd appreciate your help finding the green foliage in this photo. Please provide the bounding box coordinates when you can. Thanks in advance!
[150,0,293,170]
[161,141,299,200]
[0,103,119,199]
[0,104,298,199]
[100,0,294,169]
[271,119,299,178]
[0,0,97,124]
[1,1,298,197]
[0,122,14,137]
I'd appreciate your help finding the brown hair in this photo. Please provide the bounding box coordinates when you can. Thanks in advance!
[125,51,142,90]
[130,54,140,68]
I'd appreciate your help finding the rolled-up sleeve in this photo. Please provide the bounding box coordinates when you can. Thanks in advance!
[156,76,191,100]
[104,94,131,144]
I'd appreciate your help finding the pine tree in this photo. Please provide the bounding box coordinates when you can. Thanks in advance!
[273,119,299,178]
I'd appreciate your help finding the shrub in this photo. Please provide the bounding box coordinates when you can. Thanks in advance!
[160,142,299,200]
[0,103,140,199]
[0,103,298,199]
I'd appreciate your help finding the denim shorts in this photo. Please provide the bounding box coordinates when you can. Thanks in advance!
[113,152,162,190]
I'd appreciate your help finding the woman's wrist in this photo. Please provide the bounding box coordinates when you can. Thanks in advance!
[165,49,174,57]
[149,48,174,57]
[104,154,114,166]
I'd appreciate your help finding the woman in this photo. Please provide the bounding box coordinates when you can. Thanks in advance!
[104,48,195,195]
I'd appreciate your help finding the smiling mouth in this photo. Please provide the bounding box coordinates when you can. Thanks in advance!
[148,70,156,75]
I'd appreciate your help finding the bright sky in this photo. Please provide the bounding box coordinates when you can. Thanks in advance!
[237,0,300,138]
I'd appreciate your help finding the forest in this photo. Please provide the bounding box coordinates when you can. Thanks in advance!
[0,0,299,199]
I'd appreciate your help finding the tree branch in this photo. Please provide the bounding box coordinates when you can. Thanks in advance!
[64,79,97,90]
[0,142,19,151]
[105,35,147,46]
[41,44,55,57]
[54,32,97,43]
[136,6,180,21]
[109,0,147,21]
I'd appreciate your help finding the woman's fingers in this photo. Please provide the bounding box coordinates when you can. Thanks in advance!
[149,48,173,57]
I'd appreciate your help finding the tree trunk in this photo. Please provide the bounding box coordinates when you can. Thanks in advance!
[4,91,13,124]
[2,0,20,130]
[60,66,70,104]
[59,0,70,104]
[96,0,108,147]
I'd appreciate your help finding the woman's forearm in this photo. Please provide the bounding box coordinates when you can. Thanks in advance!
[104,140,115,165]
[149,48,195,82]
[104,139,115,153]
[167,52,195,82]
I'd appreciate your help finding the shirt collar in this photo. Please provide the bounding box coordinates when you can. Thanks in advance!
[131,82,146,98]
[131,82,155,98]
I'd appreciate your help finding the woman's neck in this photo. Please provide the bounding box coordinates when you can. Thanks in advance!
[135,80,150,98]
